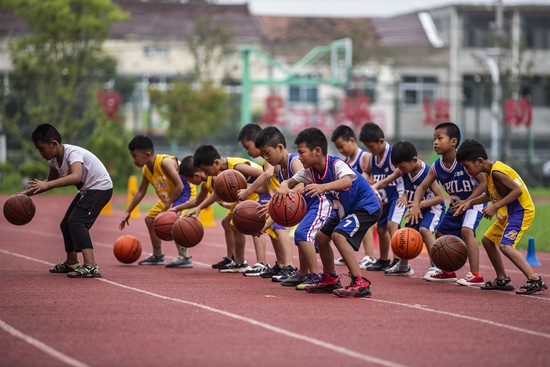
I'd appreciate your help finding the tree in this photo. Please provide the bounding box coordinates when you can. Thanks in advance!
[0,0,129,155]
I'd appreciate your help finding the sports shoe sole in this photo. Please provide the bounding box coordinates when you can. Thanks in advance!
[333,289,372,298]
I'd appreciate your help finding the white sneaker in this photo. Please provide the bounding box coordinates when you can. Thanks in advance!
[334,257,346,266]
[359,255,377,269]
[423,266,440,279]
[384,262,415,276]
[243,262,268,277]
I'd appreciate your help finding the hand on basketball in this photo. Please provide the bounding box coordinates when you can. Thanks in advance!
[185,207,200,217]
[119,212,130,230]
[481,205,497,220]
[303,183,325,197]
[236,188,250,202]
[27,179,49,194]
[257,201,269,218]
[272,185,290,205]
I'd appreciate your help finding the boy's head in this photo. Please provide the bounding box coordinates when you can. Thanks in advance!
[331,125,358,158]
[359,122,386,155]
[456,139,487,177]
[390,140,419,175]
[237,123,263,158]
[255,126,287,167]
[294,128,327,168]
[193,145,222,176]
[31,124,62,160]
[128,135,154,168]
[179,155,205,185]
[433,122,461,155]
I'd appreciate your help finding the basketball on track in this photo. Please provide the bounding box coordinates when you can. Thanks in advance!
[153,211,180,241]
[391,227,424,260]
[268,191,306,227]
[172,216,204,248]
[431,235,468,272]
[214,169,247,202]
[3,194,35,226]
[232,200,267,235]
[113,235,142,264]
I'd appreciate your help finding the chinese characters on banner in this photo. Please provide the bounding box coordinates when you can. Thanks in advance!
[503,96,532,127]
[423,99,450,126]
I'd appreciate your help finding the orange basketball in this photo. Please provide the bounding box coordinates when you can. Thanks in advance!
[214,169,247,202]
[268,191,307,227]
[431,235,468,272]
[113,235,142,264]
[3,194,35,225]
[232,200,267,235]
[153,211,180,241]
[171,216,204,248]
[391,227,424,260]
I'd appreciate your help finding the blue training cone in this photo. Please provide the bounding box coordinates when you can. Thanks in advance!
[526,237,541,266]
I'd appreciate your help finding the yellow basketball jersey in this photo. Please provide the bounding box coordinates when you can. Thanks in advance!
[142,154,178,203]
[486,161,535,221]
[227,157,262,202]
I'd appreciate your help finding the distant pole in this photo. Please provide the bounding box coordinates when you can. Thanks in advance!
[240,48,251,128]
[482,53,501,161]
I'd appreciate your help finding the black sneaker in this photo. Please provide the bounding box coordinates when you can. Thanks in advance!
[260,262,281,279]
[366,258,391,271]
[272,265,296,282]
[138,254,165,265]
[212,256,232,269]
[281,272,307,287]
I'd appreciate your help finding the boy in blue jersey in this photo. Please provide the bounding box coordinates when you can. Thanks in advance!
[255,126,332,289]
[359,122,405,271]
[330,125,377,269]
[236,123,295,280]
[372,141,445,277]
[411,122,487,285]
[274,128,381,298]
[456,139,546,295]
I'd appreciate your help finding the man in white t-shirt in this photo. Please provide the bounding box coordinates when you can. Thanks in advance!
[23,124,113,278]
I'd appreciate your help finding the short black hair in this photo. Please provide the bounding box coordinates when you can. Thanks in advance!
[456,139,488,162]
[128,135,154,153]
[359,122,384,143]
[193,145,220,167]
[331,125,356,142]
[255,126,287,149]
[31,124,62,144]
[179,155,199,177]
[237,123,262,142]
[391,141,418,165]
[294,128,327,155]
[435,122,461,146]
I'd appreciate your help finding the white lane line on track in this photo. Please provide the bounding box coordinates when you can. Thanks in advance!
[0,249,406,367]
[0,319,89,367]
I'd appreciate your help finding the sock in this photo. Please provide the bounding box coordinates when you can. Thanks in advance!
[472,271,481,277]
[153,248,163,258]
[177,245,189,258]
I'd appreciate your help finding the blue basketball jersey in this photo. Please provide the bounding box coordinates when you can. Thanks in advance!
[431,158,478,205]
[279,153,319,208]
[370,142,404,204]
[345,149,367,173]
[310,156,380,216]
[403,160,445,212]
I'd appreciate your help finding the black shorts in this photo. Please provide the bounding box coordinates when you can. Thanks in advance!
[320,208,381,251]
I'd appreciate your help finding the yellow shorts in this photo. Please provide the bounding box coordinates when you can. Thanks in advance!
[146,199,187,218]
[484,210,534,248]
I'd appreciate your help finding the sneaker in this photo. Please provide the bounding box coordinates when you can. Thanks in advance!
[423,265,440,279]
[334,257,346,266]
[138,254,165,265]
[366,258,391,271]
[212,256,232,269]
[424,270,457,282]
[384,262,414,276]
[333,274,372,298]
[165,256,193,268]
[243,262,268,277]
[359,255,377,269]
[296,273,321,290]
[219,260,251,273]
[260,262,281,279]
[304,272,342,293]
[281,272,307,286]
[272,265,297,282]
[457,272,484,286]
[389,258,399,268]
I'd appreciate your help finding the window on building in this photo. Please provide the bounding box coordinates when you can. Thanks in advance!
[401,75,439,108]
[288,74,318,103]
[523,14,550,49]
[463,12,511,48]
[349,75,377,103]
[144,45,169,57]
[462,74,491,107]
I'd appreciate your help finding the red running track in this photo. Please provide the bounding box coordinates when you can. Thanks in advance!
[1,195,550,367]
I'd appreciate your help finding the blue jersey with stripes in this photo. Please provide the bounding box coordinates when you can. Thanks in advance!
[370,142,404,204]
[345,149,367,173]
[279,153,319,207]
[309,156,380,216]
[403,161,445,212]
[431,157,478,205]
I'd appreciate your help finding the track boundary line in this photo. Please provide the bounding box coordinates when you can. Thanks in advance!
[0,318,89,367]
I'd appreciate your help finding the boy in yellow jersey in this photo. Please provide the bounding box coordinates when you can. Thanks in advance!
[456,139,547,295]
[236,123,295,280]
[187,145,268,273]
[119,135,196,268]
[173,156,236,269]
